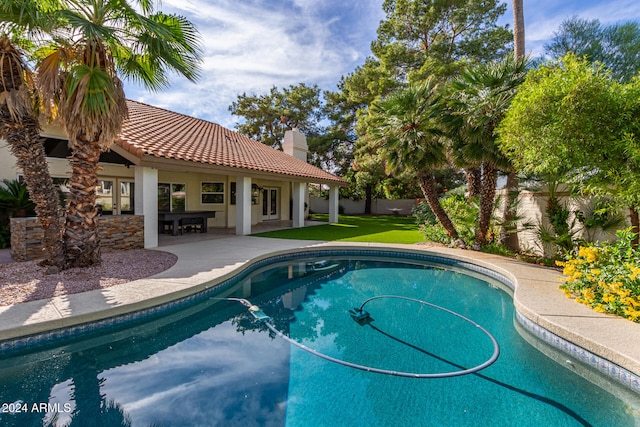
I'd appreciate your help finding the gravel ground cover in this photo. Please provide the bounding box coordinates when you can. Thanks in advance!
[0,249,177,306]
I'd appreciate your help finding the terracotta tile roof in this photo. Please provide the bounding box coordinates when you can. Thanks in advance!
[115,100,345,185]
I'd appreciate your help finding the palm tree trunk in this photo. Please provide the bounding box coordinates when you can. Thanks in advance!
[466,167,482,197]
[500,0,525,253]
[364,183,372,214]
[0,109,65,269]
[512,0,525,59]
[630,206,639,248]
[418,173,461,242]
[499,172,520,251]
[64,138,102,268]
[0,37,65,269]
[476,161,498,246]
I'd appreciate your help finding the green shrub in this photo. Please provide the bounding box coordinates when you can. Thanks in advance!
[441,194,478,243]
[481,242,515,257]
[419,223,450,244]
[558,228,640,322]
[0,179,35,217]
[412,195,480,245]
[411,201,437,226]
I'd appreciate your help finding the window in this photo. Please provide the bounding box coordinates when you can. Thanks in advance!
[158,183,186,212]
[19,176,70,203]
[96,180,114,214]
[201,182,224,204]
[230,182,260,205]
[230,182,236,205]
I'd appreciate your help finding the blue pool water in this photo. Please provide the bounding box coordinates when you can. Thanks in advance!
[0,254,639,426]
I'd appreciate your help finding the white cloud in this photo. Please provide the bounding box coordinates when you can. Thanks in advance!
[125,1,640,127]
[124,0,383,127]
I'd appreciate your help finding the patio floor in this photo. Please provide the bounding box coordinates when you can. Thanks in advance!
[158,219,326,246]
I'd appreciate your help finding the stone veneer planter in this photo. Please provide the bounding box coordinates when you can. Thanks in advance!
[10,215,144,261]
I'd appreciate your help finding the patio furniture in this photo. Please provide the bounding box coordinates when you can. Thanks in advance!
[158,211,216,236]
[179,216,204,234]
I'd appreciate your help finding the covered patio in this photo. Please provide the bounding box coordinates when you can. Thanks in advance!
[157,219,327,246]
[27,99,346,253]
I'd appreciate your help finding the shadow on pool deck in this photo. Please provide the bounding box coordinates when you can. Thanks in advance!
[1,236,639,388]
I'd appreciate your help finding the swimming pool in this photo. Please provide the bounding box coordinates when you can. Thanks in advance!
[0,251,639,426]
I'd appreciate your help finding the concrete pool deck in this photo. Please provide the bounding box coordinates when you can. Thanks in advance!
[1,236,640,382]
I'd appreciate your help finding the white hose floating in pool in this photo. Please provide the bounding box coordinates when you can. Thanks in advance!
[212,296,500,379]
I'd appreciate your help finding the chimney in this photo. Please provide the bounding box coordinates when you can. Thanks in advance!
[282,129,308,162]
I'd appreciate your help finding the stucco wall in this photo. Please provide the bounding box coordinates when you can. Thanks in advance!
[158,170,229,228]
[309,197,418,216]
[496,189,628,256]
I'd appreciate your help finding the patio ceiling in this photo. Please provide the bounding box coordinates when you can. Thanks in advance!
[44,137,134,167]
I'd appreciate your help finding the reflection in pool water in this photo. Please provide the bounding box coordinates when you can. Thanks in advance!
[0,254,638,427]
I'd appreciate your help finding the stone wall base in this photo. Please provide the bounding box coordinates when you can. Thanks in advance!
[10,215,144,262]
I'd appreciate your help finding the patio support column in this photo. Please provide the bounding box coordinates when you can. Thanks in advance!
[134,166,158,248]
[235,175,252,235]
[329,185,339,224]
[292,182,306,228]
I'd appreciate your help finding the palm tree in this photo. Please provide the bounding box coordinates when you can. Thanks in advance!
[369,80,462,243]
[502,0,526,251]
[446,55,528,246]
[36,0,201,268]
[512,0,525,60]
[0,0,65,268]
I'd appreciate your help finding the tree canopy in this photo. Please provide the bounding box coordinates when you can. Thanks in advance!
[545,16,640,82]
[497,54,640,238]
[229,83,322,150]
[373,0,512,81]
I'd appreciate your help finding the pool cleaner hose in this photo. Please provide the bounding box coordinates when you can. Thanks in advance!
[212,296,500,379]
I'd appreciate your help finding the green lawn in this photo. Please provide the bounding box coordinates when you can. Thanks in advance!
[252,214,425,244]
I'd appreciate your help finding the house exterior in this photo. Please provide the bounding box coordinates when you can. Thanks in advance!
[1,100,345,250]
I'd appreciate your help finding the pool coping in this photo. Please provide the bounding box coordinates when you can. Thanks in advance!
[1,237,639,389]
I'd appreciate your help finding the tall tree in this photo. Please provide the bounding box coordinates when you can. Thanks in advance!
[0,0,65,269]
[373,0,512,82]
[369,80,462,243]
[229,83,323,151]
[512,0,525,59]
[500,0,526,251]
[362,0,513,226]
[545,17,640,82]
[37,0,202,268]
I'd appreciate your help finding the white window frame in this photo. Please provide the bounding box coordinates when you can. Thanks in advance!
[201,181,225,205]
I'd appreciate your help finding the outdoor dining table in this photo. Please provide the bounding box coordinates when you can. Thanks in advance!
[158,211,216,236]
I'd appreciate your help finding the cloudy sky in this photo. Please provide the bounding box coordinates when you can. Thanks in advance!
[124,0,640,129]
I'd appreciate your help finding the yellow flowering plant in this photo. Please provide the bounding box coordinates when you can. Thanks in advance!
[558,228,640,322]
